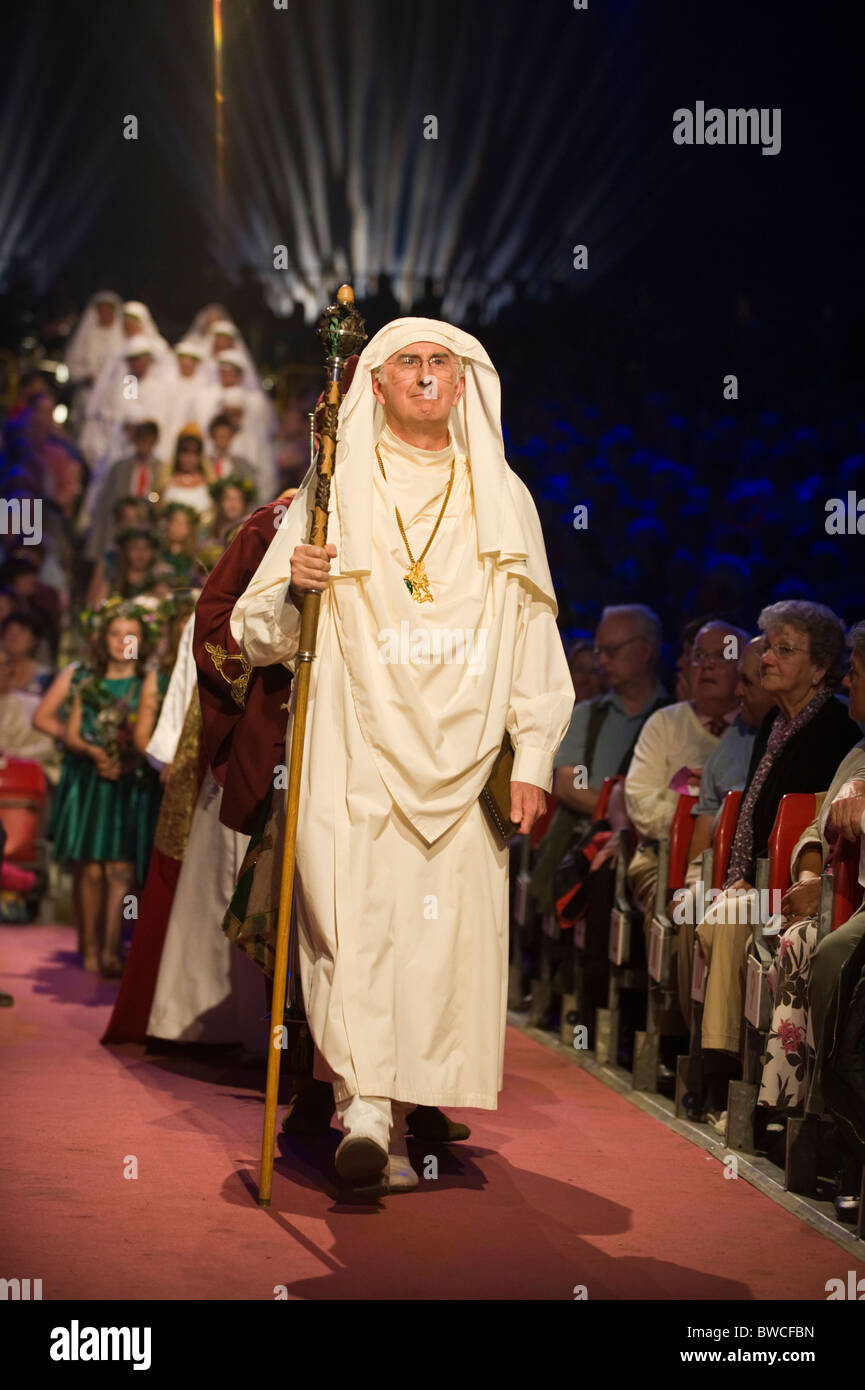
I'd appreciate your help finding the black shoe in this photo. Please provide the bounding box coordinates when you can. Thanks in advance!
[406,1105,470,1142]
[834,1193,860,1224]
[281,1090,336,1136]
[833,1155,863,1223]
[656,1062,676,1098]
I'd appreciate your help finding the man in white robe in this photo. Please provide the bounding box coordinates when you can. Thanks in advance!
[231,318,573,1193]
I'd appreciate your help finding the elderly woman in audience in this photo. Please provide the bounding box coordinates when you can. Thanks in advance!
[693,601,861,1125]
[677,637,778,1029]
[755,623,865,1213]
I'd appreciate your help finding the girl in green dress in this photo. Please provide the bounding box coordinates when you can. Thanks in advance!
[56,601,153,975]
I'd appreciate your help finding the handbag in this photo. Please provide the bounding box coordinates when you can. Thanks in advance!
[553,820,613,926]
[479,733,516,849]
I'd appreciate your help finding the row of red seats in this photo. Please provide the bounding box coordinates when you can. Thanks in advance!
[0,756,47,900]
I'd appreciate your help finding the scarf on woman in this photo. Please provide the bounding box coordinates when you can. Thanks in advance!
[725,686,834,886]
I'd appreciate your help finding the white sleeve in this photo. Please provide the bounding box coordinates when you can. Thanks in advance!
[507,584,574,792]
[229,491,311,670]
[624,708,678,840]
[145,618,197,767]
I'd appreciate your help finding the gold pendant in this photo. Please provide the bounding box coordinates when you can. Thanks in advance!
[404,559,434,603]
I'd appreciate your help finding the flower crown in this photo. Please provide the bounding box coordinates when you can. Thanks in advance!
[209,473,256,502]
[162,502,201,524]
[155,589,197,627]
[79,594,162,639]
[115,525,159,548]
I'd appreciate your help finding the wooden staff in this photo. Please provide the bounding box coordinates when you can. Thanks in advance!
[258,284,366,1207]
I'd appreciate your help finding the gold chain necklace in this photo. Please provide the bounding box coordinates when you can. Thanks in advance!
[375,444,455,603]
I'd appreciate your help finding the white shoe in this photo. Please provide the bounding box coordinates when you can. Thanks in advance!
[383,1153,419,1192]
[334,1133,389,1184]
[334,1094,390,1185]
[386,1101,419,1190]
[354,1154,420,1195]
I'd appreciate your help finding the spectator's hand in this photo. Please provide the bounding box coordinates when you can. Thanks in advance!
[159,762,172,786]
[781,873,822,922]
[668,766,702,794]
[289,544,337,607]
[829,778,865,842]
[591,830,621,873]
[509,781,547,835]
[89,746,110,775]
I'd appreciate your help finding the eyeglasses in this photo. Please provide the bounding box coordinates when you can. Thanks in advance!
[760,639,809,661]
[592,636,643,660]
[387,353,457,380]
[691,650,731,667]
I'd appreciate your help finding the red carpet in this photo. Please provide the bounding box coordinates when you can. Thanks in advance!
[2,924,863,1301]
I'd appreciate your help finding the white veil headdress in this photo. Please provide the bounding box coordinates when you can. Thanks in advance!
[328,317,556,606]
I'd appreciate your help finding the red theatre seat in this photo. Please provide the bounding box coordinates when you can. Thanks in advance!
[712,789,743,889]
[667,793,698,892]
[767,793,818,900]
[830,831,865,929]
[595,775,621,822]
[0,757,47,866]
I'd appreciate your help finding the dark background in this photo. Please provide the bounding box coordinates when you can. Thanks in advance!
[1,0,862,644]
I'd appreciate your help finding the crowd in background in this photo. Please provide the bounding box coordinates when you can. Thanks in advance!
[0,294,312,968]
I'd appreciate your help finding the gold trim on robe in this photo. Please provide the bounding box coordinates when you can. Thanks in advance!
[152,694,203,860]
[204,641,252,710]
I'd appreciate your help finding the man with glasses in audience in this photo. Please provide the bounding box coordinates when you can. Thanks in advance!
[555,606,667,817]
[530,604,668,931]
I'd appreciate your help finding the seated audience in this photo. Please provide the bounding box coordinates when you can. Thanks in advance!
[693,600,861,1123]
[624,619,747,1048]
[675,636,778,1025]
[0,648,58,772]
[566,638,605,703]
[532,603,668,917]
[1,610,52,716]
